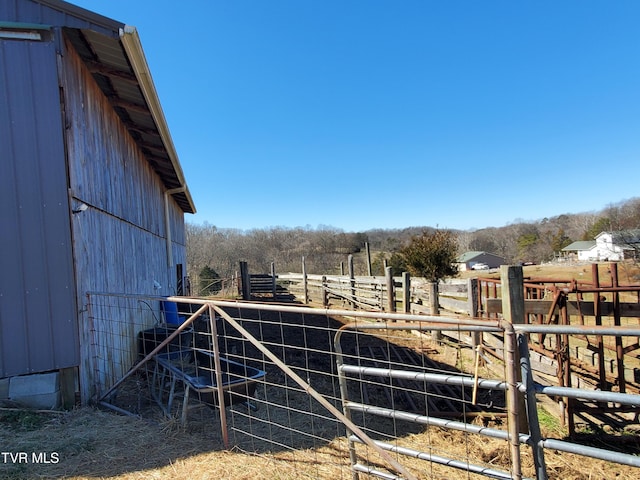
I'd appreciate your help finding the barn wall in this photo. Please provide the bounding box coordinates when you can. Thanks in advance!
[62,38,186,297]
[61,39,187,400]
[0,36,79,378]
[0,1,189,401]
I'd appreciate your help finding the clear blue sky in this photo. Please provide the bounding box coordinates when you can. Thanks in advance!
[72,0,640,232]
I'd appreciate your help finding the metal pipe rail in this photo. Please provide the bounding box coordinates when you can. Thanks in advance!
[338,364,509,391]
[349,436,519,480]
[345,402,529,444]
[514,324,640,336]
[530,384,640,406]
[335,320,524,480]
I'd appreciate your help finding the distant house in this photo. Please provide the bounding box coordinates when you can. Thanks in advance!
[1,0,195,406]
[562,230,640,262]
[560,241,597,261]
[456,251,507,271]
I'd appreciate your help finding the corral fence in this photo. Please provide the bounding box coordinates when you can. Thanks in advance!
[276,262,640,435]
[268,254,474,315]
[84,267,640,479]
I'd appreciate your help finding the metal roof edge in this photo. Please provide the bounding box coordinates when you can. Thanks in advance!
[119,26,196,214]
[33,0,125,30]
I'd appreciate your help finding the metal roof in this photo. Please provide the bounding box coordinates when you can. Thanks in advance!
[63,25,196,213]
[29,0,195,213]
[562,241,596,252]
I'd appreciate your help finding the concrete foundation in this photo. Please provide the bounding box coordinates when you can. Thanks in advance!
[8,372,60,409]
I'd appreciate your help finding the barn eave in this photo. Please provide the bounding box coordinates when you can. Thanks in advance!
[63,24,196,214]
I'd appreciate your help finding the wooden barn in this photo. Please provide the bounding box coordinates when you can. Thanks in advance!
[0,0,195,406]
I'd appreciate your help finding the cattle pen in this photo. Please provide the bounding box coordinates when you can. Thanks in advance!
[79,264,640,479]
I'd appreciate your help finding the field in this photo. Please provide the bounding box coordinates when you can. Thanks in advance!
[2,261,640,480]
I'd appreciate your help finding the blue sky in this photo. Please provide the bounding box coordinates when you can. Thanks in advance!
[72,0,640,232]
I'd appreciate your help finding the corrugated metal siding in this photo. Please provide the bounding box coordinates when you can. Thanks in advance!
[0,38,79,377]
[0,0,123,36]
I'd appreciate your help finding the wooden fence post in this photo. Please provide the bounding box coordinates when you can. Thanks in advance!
[467,278,481,347]
[270,262,277,299]
[302,256,308,304]
[428,282,441,343]
[385,267,395,312]
[322,275,328,307]
[365,242,372,276]
[239,261,250,300]
[347,254,355,308]
[402,272,411,314]
[500,265,528,434]
[501,266,525,325]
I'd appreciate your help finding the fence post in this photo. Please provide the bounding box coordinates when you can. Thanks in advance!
[239,261,250,300]
[321,275,328,307]
[348,254,356,309]
[428,282,441,343]
[270,262,277,299]
[402,272,411,313]
[467,278,481,347]
[302,256,308,304]
[611,262,626,394]
[385,267,395,313]
[500,265,528,434]
[365,242,372,276]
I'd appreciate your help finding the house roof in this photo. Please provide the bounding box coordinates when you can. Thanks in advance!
[456,251,506,263]
[562,241,596,252]
[34,0,196,213]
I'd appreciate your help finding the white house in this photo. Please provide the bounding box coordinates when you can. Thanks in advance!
[562,230,640,261]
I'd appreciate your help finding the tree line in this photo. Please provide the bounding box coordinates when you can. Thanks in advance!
[186,197,640,295]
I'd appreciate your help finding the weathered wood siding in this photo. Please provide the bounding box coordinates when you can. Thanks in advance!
[61,40,187,400]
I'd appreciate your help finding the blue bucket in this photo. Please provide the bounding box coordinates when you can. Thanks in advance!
[161,300,182,325]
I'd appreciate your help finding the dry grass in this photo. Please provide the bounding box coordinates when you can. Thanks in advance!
[1,404,638,480]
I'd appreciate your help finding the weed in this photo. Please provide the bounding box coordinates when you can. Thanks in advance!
[536,406,565,437]
[0,410,48,431]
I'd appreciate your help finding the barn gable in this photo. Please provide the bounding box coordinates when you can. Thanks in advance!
[0,0,195,404]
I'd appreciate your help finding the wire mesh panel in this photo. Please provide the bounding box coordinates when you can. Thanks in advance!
[87,295,524,479]
[333,321,516,480]
[84,294,640,479]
